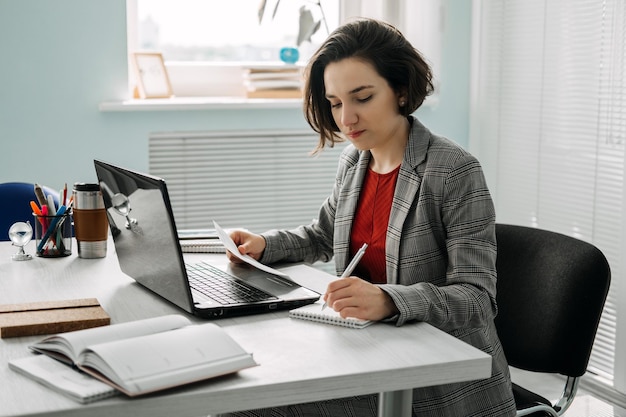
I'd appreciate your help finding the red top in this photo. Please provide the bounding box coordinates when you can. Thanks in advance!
[350,165,401,284]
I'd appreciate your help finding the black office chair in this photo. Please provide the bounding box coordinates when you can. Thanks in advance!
[494,224,611,417]
[0,182,60,241]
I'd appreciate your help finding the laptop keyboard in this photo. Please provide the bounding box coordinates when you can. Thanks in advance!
[186,262,278,305]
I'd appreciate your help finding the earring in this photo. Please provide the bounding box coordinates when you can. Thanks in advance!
[399,100,406,106]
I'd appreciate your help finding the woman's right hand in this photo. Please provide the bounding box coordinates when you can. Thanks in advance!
[226,229,266,263]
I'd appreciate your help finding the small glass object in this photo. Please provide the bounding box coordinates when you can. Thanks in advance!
[279,47,299,64]
[33,212,72,257]
[111,192,138,229]
[8,221,33,261]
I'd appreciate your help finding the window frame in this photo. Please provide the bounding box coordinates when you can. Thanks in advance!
[125,0,442,101]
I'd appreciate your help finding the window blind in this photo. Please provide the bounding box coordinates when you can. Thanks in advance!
[148,130,346,233]
[471,0,626,401]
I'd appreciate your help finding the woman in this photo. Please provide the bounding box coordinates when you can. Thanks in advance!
[225,18,516,417]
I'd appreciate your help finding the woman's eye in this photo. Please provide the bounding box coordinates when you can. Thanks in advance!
[357,95,372,103]
[330,102,342,109]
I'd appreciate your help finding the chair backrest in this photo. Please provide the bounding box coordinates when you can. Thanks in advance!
[494,224,610,377]
[0,182,60,241]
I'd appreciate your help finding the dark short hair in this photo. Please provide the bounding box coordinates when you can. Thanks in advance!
[303,18,434,152]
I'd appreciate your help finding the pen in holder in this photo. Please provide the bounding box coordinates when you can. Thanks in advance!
[33,209,72,257]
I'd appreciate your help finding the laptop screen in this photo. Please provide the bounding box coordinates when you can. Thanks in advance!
[94,160,195,314]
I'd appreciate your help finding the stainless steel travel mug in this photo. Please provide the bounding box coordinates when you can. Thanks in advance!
[72,183,108,258]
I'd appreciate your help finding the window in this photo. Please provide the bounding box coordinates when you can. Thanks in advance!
[126,0,442,99]
[471,0,626,405]
[135,0,338,63]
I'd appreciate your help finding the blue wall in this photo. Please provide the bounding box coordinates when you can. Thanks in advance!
[0,0,471,189]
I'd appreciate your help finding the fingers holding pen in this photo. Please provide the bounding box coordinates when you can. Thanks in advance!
[323,277,399,321]
[323,277,362,313]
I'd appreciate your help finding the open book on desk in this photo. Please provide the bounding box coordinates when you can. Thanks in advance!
[26,314,257,397]
[9,354,118,404]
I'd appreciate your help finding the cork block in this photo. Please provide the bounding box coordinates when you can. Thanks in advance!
[0,298,110,338]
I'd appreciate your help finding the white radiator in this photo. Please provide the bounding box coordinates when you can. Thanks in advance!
[149,130,347,233]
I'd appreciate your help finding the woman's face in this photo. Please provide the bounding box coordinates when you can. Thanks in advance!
[324,57,405,152]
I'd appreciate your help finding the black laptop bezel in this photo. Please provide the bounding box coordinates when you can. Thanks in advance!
[94,159,319,319]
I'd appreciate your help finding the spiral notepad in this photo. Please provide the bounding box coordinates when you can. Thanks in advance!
[289,303,373,329]
[179,239,226,254]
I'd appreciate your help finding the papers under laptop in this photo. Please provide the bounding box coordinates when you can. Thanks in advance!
[94,159,320,319]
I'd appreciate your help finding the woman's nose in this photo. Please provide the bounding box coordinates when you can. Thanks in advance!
[341,105,358,127]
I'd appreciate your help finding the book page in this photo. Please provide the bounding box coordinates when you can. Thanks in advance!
[77,323,257,395]
[30,314,191,363]
[9,355,118,404]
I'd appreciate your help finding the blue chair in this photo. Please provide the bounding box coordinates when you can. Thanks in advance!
[0,182,61,241]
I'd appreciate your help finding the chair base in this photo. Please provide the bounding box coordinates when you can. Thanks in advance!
[514,376,579,417]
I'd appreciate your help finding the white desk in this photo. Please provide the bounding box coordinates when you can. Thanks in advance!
[0,238,491,417]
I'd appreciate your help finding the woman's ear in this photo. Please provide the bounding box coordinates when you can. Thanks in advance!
[397,89,408,107]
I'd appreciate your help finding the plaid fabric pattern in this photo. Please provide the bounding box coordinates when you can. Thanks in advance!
[257,117,516,417]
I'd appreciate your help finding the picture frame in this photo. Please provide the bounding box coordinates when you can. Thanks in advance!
[131,52,173,99]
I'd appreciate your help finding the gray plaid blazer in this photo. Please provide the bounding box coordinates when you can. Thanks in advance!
[261,116,516,416]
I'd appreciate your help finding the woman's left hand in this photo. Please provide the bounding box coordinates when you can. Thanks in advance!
[323,277,399,321]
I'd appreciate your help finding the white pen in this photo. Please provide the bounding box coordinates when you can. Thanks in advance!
[322,243,368,310]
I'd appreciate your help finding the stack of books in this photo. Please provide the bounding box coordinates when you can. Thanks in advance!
[243,65,303,99]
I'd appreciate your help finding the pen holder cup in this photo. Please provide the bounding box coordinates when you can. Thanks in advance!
[33,212,72,257]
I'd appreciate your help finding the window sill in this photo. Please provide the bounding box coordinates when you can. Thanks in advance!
[99,96,304,112]
[99,94,440,112]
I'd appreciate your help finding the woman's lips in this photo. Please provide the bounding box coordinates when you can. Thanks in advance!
[347,130,364,140]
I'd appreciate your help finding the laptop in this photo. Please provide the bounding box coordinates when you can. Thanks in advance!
[93,159,320,319]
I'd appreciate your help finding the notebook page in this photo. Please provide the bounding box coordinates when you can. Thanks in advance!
[289,303,374,329]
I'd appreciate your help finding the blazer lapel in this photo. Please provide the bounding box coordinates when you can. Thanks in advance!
[385,117,429,284]
[334,152,370,272]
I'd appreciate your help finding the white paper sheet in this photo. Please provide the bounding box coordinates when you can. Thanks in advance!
[212,221,290,279]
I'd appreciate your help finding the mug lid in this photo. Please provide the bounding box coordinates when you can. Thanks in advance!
[73,183,100,192]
